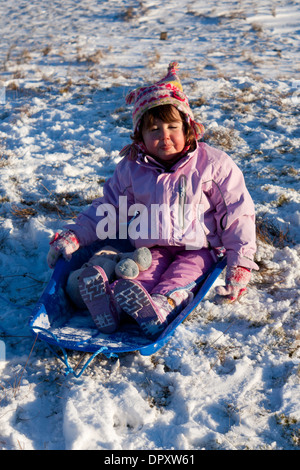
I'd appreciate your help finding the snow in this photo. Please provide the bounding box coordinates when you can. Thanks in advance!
[0,0,299,451]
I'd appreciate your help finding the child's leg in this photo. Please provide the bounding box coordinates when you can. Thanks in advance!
[150,248,214,326]
[151,247,215,296]
[112,246,173,339]
[133,246,174,292]
[150,248,214,319]
[113,248,215,339]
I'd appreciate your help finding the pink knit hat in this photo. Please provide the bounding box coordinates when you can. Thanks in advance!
[126,62,204,140]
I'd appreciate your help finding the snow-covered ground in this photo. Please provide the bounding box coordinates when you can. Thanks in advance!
[0,0,299,451]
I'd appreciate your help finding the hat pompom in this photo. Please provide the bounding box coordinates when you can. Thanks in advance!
[168,61,179,73]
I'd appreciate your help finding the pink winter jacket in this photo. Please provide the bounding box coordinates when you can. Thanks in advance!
[65,142,258,271]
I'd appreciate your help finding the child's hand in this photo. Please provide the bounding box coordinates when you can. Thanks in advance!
[47,230,80,269]
[215,266,251,302]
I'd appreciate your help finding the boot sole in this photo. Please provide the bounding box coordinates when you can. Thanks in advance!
[78,266,119,334]
[114,280,165,339]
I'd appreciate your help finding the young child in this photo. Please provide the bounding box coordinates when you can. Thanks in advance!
[47,62,258,339]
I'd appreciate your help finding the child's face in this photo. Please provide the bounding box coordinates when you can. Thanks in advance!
[142,108,186,162]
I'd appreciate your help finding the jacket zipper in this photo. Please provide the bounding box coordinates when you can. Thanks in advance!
[178,174,187,230]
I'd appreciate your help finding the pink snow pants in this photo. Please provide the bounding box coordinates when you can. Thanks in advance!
[134,246,215,296]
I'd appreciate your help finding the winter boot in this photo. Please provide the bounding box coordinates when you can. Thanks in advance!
[78,266,120,334]
[113,280,193,339]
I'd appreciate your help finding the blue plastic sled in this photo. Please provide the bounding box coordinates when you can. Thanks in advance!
[29,246,226,376]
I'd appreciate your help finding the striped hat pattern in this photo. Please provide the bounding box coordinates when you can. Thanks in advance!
[126,62,204,140]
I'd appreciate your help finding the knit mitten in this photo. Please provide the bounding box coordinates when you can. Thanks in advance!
[47,230,80,269]
[215,266,251,302]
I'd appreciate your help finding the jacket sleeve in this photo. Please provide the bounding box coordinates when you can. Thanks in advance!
[64,157,133,246]
[209,152,259,271]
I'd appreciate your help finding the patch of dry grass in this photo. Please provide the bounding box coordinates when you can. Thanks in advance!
[203,127,241,151]
[256,216,291,249]
[11,204,37,220]
[76,48,105,64]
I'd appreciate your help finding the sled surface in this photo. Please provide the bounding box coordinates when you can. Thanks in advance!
[29,248,226,357]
